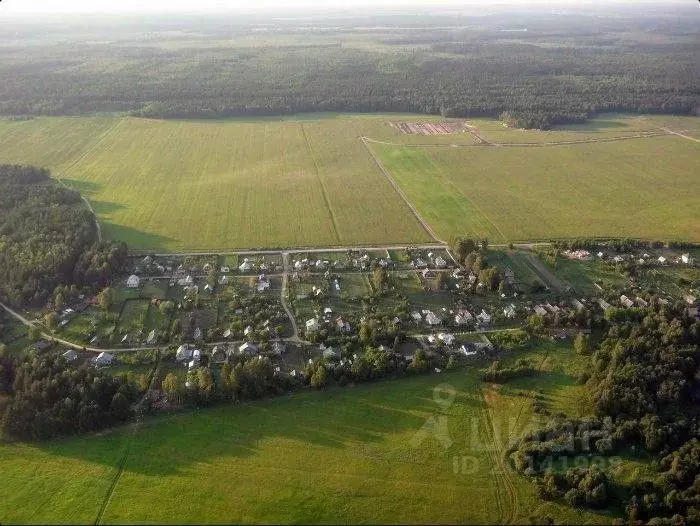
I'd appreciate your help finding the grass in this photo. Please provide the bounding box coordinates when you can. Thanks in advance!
[0,116,430,252]
[547,258,629,296]
[372,134,700,243]
[0,341,613,524]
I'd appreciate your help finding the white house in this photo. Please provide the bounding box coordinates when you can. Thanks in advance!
[658,256,667,265]
[94,352,114,367]
[126,275,140,288]
[219,275,229,285]
[681,253,694,265]
[425,311,441,326]
[272,341,286,355]
[455,310,473,325]
[503,304,517,319]
[239,258,254,272]
[244,325,253,336]
[238,342,259,355]
[434,256,447,268]
[305,318,321,332]
[257,275,270,292]
[62,349,78,361]
[476,310,492,325]
[438,333,456,345]
[612,255,624,263]
[411,311,422,323]
[223,328,232,339]
[220,266,230,274]
[413,258,428,269]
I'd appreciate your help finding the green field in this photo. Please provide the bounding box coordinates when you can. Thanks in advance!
[0,116,430,251]
[0,114,697,252]
[372,133,700,243]
[0,341,614,525]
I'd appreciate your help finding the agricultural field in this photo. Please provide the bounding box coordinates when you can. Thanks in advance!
[0,340,614,525]
[372,133,700,243]
[0,116,431,252]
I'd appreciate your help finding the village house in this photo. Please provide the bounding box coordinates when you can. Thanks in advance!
[193,327,203,341]
[146,329,157,344]
[598,299,613,312]
[425,311,441,326]
[244,325,253,337]
[636,297,649,308]
[455,310,473,325]
[238,342,259,355]
[62,349,78,362]
[681,253,694,265]
[94,352,114,367]
[336,317,352,333]
[657,256,667,265]
[210,346,226,364]
[305,317,321,332]
[620,295,635,309]
[459,345,478,357]
[411,311,422,323]
[126,274,140,288]
[219,275,229,285]
[333,278,341,292]
[176,345,193,362]
[257,274,270,293]
[220,266,230,273]
[534,305,548,317]
[223,328,232,339]
[434,256,447,268]
[413,258,428,269]
[437,333,456,346]
[271,341,286,355]
[239,258,254,272]
[421,268,434,280]
[476,310,492,325]
[503,304,517,319]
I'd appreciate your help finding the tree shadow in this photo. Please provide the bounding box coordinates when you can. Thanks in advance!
[100,222,176,252]
[27,371,483,477]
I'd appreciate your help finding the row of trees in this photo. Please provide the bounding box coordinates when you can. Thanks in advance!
[0,164,127,307]
[0,351,143,440]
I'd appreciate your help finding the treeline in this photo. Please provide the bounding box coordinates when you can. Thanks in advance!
[552,238,698,252]
[509,302,700,523]
[0,165,127,306]
[0,20,697,127]
[0,350,142,440]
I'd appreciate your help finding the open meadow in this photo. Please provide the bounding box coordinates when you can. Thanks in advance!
[0,115,432,251]
[371,121,700,243]
[0,341,615,525]
[0,113,697,252]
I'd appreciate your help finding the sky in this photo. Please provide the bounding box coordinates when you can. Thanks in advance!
[0,0,685,15]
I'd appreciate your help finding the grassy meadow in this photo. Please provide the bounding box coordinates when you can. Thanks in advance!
[0,113,697,252]
[372,132,700,243]
[0,341,616,525]
[0,116,431,251]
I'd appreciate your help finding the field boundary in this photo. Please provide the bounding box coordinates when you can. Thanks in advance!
[360,136,444,243]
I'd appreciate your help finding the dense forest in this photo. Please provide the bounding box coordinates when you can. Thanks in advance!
[0,165,127,306]
[0,8,698,128]
[510,301,700,523]
[0,349,142,440]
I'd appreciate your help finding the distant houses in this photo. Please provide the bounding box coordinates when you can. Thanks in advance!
[126,274,140,288]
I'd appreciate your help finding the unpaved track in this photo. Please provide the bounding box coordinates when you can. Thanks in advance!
[362,130,669,149]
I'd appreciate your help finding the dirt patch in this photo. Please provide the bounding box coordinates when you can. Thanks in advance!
[391,121,467,135]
